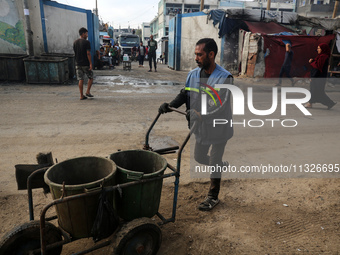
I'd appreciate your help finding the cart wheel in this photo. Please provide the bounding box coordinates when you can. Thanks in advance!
[0,220,63,255]
[114,217,162,255]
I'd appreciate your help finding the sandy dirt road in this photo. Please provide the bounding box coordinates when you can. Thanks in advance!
[0,62,340,254]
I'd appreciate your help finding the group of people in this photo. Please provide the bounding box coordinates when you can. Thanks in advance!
[73,28,165,100]
[92,34,160,72]
[94,43,121,70]
[74,27,336,212]
[131,35,159,71]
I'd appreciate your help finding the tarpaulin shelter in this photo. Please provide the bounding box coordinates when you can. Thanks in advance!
[243,21,335,78]
[208,9,337,78]
[263,34,335,78]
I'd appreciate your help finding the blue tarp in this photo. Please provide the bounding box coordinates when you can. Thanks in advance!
[271,32,296,36]
[209,9,295,38]
[208,9,246,38]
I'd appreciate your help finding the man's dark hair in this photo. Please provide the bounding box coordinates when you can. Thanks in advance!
[196,38,218,59]
[79,27,88,36]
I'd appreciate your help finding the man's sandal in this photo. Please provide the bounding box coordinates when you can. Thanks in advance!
[198,197,220,211]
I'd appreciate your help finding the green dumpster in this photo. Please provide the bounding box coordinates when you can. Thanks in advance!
[0,54,28,81]
[44,156,116,239]
[23,56,69,84]
[109,150,167,221]
[41,53,75,79]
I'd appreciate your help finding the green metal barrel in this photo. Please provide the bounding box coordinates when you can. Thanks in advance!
[44,156,116,239]
[109,150,167,221]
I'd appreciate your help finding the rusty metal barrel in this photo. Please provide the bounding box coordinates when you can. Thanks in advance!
[44,156,116,239]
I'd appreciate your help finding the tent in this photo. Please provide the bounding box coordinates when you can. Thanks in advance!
[208,9,336,78]
[243,21,335,78]
[263,34,335,78]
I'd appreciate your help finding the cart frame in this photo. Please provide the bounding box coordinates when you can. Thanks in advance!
[23,108,192,255]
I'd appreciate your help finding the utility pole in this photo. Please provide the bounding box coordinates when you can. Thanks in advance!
[333,0,339,18]
[200,0,204,11]
[95,0,98,16]
[267,0,272,10]
[23,0,34,56]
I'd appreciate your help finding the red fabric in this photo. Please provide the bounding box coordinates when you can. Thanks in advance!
[244,21,293,34]
[263,34,335,78]
[310,43,330,73]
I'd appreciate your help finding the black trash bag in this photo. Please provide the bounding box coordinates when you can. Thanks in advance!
[91,189,119,242]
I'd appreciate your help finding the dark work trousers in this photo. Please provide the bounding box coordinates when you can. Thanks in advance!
[148,51,157,70]
[278,65,294,84]
[139,55,145,66]
[309,78,335,107]
[194,141,227,199]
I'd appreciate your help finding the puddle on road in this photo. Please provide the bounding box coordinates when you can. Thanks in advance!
[94,75,183,86]
[147,135,179,152]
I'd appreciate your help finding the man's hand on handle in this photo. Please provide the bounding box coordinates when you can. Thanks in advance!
[159,103,173,114]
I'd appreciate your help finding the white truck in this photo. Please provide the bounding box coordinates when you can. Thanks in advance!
[117,33,140,57]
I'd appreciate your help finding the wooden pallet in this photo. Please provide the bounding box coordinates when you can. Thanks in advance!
[328,38,340,77]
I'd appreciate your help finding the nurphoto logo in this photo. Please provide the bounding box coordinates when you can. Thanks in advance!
[200,84,312,128]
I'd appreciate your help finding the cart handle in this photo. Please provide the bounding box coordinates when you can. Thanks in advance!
[144,106,186,149]
[168,106,186,115]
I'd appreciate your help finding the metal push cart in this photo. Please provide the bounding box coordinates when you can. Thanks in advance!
[0,108,192,255]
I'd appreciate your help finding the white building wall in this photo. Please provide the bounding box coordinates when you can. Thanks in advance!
[180,14,221,70]
[44,5,87,54]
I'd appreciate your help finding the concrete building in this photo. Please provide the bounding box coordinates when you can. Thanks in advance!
[141,22,151,45]
[227,0,340,17]
[296,0,340,17]
[149,0,295,44]
[150,16,160,40]
[219,0,295,12]
[156,0,220,38]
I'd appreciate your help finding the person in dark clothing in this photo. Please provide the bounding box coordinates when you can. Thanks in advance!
[73,27,93,100]
[276,43,294,86]
[148,35,157,72]
[159,38,233,211]
[94,50,104,70]
[99,47,113,67]
[137,42,146,67]
[131,45,137,61]
[305,43,337,109]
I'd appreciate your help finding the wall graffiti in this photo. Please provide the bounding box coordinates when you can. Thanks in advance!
[0,0,26,51]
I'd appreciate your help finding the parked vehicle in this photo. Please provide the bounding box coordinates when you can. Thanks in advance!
[99,32,114,47]
[118,33,140,57]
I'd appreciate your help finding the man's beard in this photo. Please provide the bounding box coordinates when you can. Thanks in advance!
[197,58,211,70]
